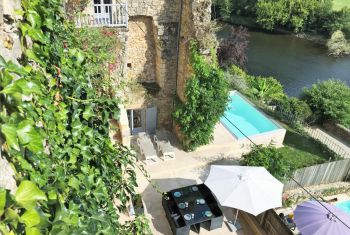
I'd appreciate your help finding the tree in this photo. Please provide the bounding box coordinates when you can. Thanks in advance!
[326,30,350,56]
[323,7,350,36]
[256,0,324,32]
[302,80,350,127]
[212,0,233,20]
[173,42,229,151]
[241,145,293,181]
[217,26,249,67]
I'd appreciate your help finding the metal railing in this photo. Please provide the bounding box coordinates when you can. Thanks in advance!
[74,3,128,28]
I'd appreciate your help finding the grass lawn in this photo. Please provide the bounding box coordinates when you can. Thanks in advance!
[278,127,336,169]
[333,0,350,11]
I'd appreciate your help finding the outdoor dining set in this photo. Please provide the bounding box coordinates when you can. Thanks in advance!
[162,165,350,235]
[162,184,223,235]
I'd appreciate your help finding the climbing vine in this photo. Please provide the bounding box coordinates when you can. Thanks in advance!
[173,41,229,151]
[0,0,150,234]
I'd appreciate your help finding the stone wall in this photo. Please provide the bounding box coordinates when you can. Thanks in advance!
[125,0,180,129]
[323,120,350,144]
[176,0,215,102]
[0,0,21,194]
[74,0,214,130]
[0,0,22,63]
[126,16,157,83]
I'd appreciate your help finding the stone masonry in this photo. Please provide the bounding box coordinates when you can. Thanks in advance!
[76,0,214,130]
[0,0,21,194]
[126,0,180,129]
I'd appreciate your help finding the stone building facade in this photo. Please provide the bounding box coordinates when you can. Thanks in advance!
[68,0,214,136]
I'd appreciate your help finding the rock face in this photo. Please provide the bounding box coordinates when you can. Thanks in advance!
[0,0,22,63]
[0,0,21,193]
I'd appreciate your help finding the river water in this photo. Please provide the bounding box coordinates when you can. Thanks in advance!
[246,31,350,96]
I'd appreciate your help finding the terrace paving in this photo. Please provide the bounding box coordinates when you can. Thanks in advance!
[134,124,267,235]
[136,165,261,235]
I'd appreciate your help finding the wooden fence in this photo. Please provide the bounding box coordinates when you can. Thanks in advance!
[284,159,350,191]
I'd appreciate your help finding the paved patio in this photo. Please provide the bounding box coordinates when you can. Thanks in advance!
[136,163,261,235]
[132,123,276,235]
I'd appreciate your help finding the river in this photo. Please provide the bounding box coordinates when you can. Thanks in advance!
[245,31,350,96]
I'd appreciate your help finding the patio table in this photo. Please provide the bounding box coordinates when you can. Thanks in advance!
[162,184,223,235]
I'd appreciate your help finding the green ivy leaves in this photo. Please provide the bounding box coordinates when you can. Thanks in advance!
[1,124,20,151]
[0,189,6,216]
[0,182,48,235]
[173,41,229,151]
[15,181,47,209]
[0,0,150,233]
[0,121,43,153]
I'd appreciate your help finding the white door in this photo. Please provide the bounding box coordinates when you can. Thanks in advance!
[94,0,112,25]
[146,106,157,134]
[128,109,146,135]
[127,107,157,135]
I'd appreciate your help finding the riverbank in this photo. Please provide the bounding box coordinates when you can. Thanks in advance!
[220,15,328,46]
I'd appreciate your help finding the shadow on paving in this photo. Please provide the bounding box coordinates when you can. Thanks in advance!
[142,178,198,235]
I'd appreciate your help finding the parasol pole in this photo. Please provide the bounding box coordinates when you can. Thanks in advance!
[234,209,240,225]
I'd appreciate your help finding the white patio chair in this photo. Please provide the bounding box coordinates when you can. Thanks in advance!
[137,133,158,165]
[154,130,175,161]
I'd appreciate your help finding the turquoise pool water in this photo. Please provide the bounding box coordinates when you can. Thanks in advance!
[336,200,350,214]
[220,92,279,139]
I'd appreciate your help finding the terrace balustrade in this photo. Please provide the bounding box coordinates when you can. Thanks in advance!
[73,2,128,28]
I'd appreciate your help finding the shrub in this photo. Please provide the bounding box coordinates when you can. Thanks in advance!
[217,26,249,67]
[246,75,285,104]
[326,30,350,56]
[276,97,313,124]
[212,0,233,20]
[173,42,229,151]
[241,145,293,181]
[302,80,350,127]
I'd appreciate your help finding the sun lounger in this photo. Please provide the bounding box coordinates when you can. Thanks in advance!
[154,130,175,161]
[137,132,158,164]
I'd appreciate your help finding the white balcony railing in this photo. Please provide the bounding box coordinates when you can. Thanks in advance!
[74,3,128,28]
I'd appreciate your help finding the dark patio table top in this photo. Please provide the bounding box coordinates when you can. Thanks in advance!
[169,185,213,225]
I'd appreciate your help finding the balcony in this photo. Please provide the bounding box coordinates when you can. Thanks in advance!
[74,3,128,28]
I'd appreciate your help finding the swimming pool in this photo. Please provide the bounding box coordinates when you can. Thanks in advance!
[220,91,284,141]
[336,200,350,215]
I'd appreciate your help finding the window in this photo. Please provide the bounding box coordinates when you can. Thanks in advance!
[94,0,112,24]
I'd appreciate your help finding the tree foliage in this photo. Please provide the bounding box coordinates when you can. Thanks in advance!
[217,26,249,68]
[241,145,293,181]
[302,80,350,127]
[173,42,229,151]
[0,0,150,234]
[256,0,326,32]
[322,7,350,36]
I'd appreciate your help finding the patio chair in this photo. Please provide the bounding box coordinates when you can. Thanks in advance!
[154,130,175,161]
[137,132,158,165]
